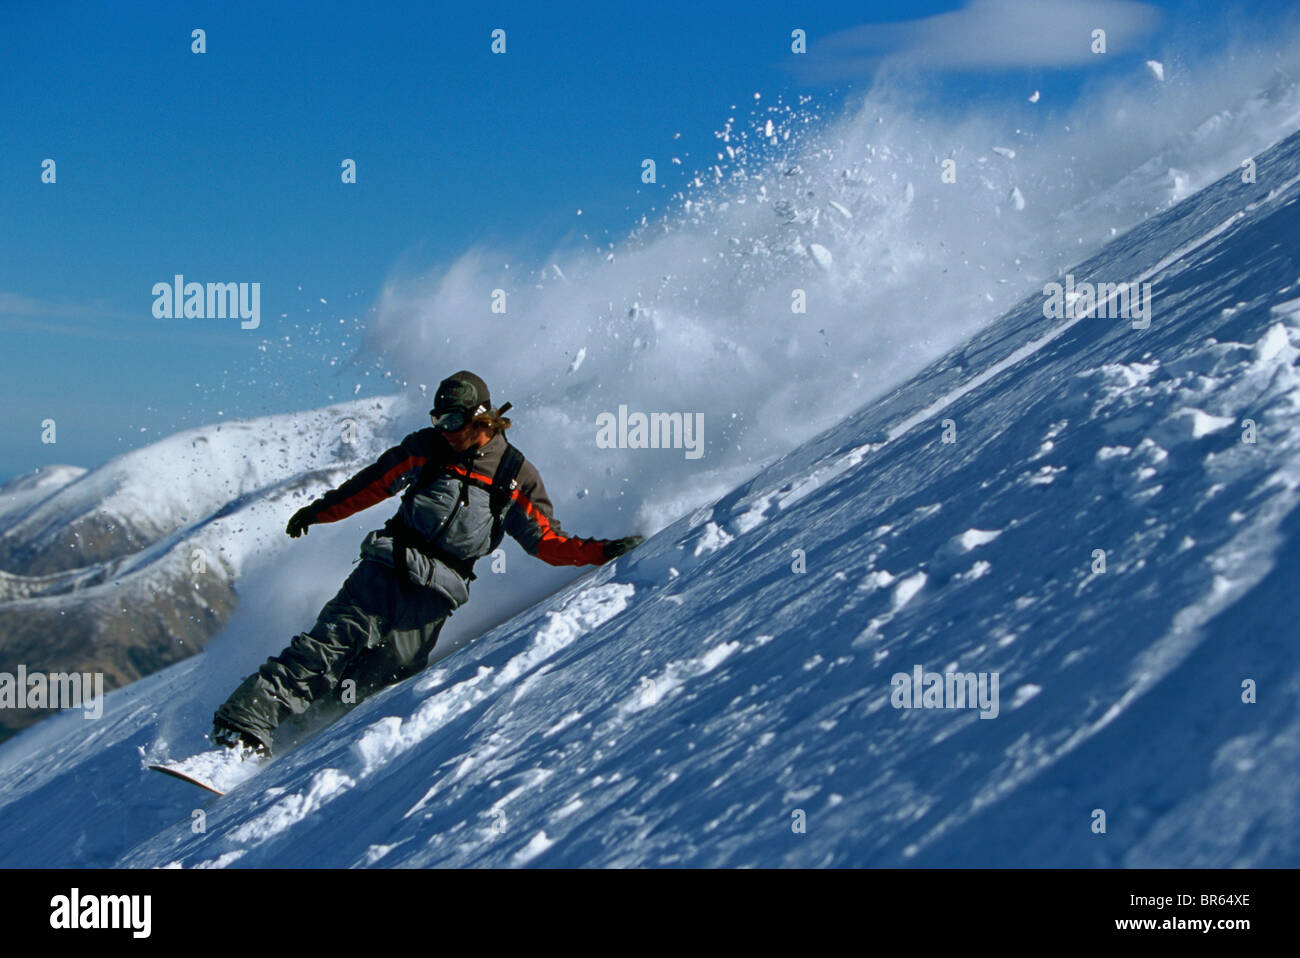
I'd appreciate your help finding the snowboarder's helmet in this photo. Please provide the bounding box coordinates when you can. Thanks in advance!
[430,371,491,431]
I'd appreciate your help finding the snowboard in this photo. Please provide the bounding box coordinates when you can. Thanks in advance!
[147,747,267,796]
[146,698,351,796]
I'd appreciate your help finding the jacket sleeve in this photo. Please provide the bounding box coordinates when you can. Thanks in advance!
[502,460,610,566]
[309,429,445,524]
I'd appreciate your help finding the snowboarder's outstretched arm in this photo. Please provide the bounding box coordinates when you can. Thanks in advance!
[286,429,447,536]
[502,459,642,565]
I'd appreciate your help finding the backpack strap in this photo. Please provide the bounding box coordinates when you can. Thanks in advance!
[402,449,453,507]
[488,442,525,554]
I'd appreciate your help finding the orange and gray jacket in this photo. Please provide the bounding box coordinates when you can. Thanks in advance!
[300,428,611,605]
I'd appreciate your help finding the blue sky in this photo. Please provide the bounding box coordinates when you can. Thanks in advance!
[0,0,1288,482]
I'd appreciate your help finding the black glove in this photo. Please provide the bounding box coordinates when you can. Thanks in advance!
[603,535,644,560]
[286,505,318,538]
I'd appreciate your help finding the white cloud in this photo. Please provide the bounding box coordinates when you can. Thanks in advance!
[0,292,157,340]
[813,0,1162,73]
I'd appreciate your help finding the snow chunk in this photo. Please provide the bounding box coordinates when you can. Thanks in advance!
[361,844,398,865]
[1027,465,1065,485]
[1253,322,1292,364]
[1095,361,1158,389]
[809,243,833,270]
[954,528,1001,551]
[1011,684,1042,708]
[1192,411,1236,437]
[693,521,734,556]
[891,572,927,610]
[1135,438,1169,462]
[513,831,556,865]
[1146,60,1165,81]
[859,569,896,592]
[732,496,771,534]
[1166,408,1236,440]
[555,798,583,819]
[621,641,741,715]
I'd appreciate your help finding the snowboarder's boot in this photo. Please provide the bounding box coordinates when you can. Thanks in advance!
[211,720,271,758]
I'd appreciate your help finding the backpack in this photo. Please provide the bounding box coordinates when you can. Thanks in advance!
[391,436,525,584]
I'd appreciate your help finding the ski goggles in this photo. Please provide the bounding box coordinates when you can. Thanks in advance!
[429,404,487,431]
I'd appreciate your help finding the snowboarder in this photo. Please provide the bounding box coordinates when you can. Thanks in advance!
[211,371,643,756]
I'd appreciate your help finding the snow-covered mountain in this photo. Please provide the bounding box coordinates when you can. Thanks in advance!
[2,118,1299,867]
[0,400,404,739]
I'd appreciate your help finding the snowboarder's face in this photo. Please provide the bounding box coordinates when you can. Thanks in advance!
[443,420,492,452]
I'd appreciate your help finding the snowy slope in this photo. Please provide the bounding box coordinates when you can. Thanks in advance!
[3,122,1300,867]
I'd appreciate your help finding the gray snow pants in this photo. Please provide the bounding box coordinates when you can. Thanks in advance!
[213,557,453,751]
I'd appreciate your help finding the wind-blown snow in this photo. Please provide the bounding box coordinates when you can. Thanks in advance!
[364,38,1300,546]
